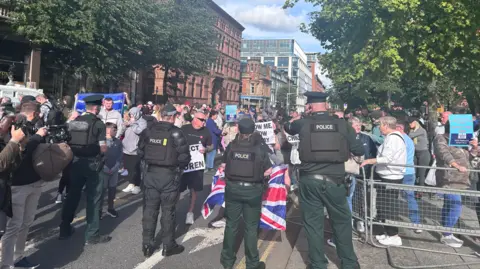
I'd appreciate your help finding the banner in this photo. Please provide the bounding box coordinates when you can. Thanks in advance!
[184,144,206,173]
[449,114,473,147]
[225,105,237,122]
[75,93,125,114]
[255,121,275,144]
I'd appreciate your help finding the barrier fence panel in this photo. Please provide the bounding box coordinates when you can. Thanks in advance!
[367,163,480,269]
[350,168,369,243]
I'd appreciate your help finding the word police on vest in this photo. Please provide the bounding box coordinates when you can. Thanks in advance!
[311,124,337,132]
[149,138,165,144]
[232,152,253,161]
[68,121,89,131]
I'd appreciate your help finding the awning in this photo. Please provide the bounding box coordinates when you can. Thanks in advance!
[240,96,267,100]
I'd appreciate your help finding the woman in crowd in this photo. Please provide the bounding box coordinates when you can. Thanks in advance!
[408,117,431,189]
[434,121,478,248]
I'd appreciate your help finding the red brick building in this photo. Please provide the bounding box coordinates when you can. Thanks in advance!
[306,53,325,92]
[153,1,244,105]
[240,60,271,107]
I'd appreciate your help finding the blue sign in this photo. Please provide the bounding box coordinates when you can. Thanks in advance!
[225,105,237,122]
[75,93,125,114]
[449,114,473,147]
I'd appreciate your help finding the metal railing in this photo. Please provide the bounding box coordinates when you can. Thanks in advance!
[365,163,480,269]
[0,5,10,19]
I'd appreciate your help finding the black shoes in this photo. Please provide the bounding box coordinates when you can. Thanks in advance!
[107,209,119,218]
[59,226,75,240]
[161,243,185,257]
[256,261,266,269]
[85,235,112,246]
[143,244,156,258]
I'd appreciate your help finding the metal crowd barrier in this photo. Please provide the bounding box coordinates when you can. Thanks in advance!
[362,163,480,269]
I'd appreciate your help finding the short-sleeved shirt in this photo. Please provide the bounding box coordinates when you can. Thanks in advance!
[181,124,212,148]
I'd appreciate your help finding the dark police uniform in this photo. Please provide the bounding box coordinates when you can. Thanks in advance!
[59,95,111,245]
[221,118,271,269]
[284,92,364,269]
[138,103,191,258]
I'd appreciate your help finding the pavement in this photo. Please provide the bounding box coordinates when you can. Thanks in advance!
[7,161,480,269]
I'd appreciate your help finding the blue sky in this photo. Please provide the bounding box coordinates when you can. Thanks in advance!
[213,0,323,53]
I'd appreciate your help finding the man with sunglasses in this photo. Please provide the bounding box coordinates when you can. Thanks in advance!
[180,112,213,225]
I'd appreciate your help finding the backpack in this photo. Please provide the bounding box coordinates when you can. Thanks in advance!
[33,143,73,181]
[44,103,65,126]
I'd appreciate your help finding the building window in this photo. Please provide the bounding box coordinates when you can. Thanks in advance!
[264,57,275,67]
[278,57,289,67]
[250,83,255,94]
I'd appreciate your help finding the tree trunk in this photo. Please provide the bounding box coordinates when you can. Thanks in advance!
[427,79,438,146]
[162,66,169,103]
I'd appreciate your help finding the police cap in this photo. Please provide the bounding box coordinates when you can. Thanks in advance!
[304,92,328,104]
[84,95,104,106]
[163,103,177,116]
[238,118,255,134]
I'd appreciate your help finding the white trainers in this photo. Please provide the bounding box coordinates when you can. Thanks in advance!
[376,234,387,241]
[414,229,423,234]
[441,235,463,248]
[131,186,141,195]
[327,239,336,248]
[378,235,402,246]
[356,221,365,233]
[55,193,63,204]
[186,212,194,225]
[211,220,226,228]
[122,184,134,193]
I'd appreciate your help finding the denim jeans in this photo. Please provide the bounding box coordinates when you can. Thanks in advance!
[346,176,356,212]
[402,174,420,224]
[442,194,462,236]
[206,150,216,169]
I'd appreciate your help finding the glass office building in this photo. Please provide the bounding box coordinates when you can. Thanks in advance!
[240,39,312,111]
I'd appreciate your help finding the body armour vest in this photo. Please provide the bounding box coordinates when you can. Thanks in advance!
[144,123,178,167]
[68,117,99,157]
[298,116,349,163]
[225,139,264,183]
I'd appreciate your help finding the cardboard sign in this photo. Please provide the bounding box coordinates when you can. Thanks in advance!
[184,144,206,173]
[286,133,299,144]
[255,121,275,144]
[75,93,125,114]
[449,114,474,147]
[225,105,237,122]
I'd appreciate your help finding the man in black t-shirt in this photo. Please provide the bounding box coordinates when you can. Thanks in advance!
[180,112,213,225]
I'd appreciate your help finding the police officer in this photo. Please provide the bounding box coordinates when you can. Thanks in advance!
[59,95,112,245]
[220,118,272,269]
[284,92,365,269]
[138,103,191,258]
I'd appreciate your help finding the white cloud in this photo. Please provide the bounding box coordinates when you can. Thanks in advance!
[234,5,303,33]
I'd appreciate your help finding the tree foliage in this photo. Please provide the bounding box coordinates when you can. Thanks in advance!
[285,0,480,111]
[276,85,297,110]
[3,0,219,90]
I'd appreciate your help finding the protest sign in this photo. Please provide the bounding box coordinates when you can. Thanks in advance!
[226,105,237,122]
[286,133,300,144]
[75,93,125,114]
[255,121,275,144]
[184,144,206,173]
[449,114,473,147]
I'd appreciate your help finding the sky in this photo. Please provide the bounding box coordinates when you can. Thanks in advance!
[213,0,332,88]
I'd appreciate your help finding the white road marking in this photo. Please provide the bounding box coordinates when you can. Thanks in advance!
[181,227,224,254]
[24,197,143,253]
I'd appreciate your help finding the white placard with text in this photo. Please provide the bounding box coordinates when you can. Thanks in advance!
[255,121,276,144]
[184,144,206,173]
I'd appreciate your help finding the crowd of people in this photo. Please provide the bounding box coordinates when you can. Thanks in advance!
[0,89,477,269]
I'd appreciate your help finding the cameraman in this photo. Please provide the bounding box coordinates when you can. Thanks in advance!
[1,101,48,269]
[0,126,26,236]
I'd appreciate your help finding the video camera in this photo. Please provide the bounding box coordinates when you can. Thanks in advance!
[45,124,71,144]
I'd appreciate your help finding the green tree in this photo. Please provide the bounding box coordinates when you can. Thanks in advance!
[276,86,297,110]
[285,0,480,124]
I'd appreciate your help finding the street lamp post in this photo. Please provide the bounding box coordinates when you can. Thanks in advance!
[286,92,295,112]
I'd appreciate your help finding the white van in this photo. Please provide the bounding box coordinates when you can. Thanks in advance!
[0,85,44,106]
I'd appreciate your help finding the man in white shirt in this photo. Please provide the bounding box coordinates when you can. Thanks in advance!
[361,116,406,247]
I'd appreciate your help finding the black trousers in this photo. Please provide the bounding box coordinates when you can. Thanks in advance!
[375,179,402,236]
[58,161,72,194]
[142,170,179,247]
[124,154,141,186]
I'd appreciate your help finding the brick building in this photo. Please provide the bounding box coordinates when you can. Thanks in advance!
[240,60,271,107]
[306,53,325,92]
[153,0,244,105]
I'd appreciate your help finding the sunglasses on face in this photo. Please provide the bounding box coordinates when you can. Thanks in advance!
[196,118,206,122]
